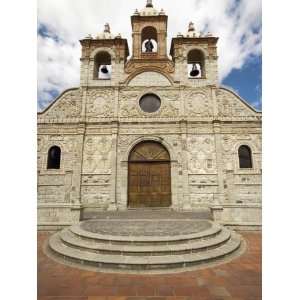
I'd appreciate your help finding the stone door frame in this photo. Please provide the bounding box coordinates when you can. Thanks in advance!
[117,136,180,210]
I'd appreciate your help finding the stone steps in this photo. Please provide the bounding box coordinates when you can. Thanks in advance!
[47,219,243,272]
[59,227,231,255]
[49,232,240,270]
[69,221,222,245]
[80,208,213,221]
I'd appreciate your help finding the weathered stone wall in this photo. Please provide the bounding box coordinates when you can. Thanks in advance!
[37,132,83,226]
[81,135,113,210]
[38,53,261,229]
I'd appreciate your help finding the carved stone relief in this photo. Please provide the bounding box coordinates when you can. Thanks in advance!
[37,134,81,171]
[221,133,262,172]
[160,102,179,117]
[119,88,180,118]
[38,186,65,203]
[184,89,213,117]
[190,194,214,205]
[216,89,257,117]
[82,136,112,174]
[189,185,218,194]
[189,175,218,185]
[118,135,139,152]
[81,186,110,206]
[38,174,65,186]
[44,90,81,118]
[125,62,175,74]
[81,175,110,185]
[86,89,114,118]
[187,136,217,173]
[234,174,260,185]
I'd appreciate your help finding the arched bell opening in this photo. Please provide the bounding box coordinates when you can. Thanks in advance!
[141,26,158,53]
[187,49,205,78]
[127,141,171,208]
[94,51,112,79]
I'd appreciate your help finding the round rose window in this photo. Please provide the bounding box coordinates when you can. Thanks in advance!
[139,94,161,113]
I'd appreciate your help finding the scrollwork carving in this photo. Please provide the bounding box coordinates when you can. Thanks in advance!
[185,90,212,117]
[187,136,217,173]
[45,90,81,118]
[125,61,175,74]
[86,89,114,118]
[83,136,112,173]
[216,89,258,117]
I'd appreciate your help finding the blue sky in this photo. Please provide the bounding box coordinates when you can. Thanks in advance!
[37,0,261,111]
[223,55,262,110]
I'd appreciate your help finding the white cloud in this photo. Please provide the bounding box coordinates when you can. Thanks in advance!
[37,0,261,110]
[38,35,80,110]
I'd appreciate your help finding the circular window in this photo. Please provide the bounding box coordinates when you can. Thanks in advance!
[139,94,161,113]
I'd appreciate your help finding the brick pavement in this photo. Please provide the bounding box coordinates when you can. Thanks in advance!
[38,231,261,300]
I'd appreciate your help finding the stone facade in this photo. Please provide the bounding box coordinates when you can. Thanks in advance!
[37,1,262,229]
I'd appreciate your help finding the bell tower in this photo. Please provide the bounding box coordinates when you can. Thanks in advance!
[170,22,219,86]
[131,0,168,60]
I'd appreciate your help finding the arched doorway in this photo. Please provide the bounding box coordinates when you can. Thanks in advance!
[128,141,171,208]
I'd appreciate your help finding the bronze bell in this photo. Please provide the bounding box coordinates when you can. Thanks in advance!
[190,63,200,77]
[101,65,109,74]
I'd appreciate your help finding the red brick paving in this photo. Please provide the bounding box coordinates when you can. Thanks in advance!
[38,231,261,300]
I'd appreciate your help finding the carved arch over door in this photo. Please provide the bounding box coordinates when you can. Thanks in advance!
[128,141,171,208]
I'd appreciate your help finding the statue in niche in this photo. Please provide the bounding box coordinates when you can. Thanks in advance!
[145,39,154,52]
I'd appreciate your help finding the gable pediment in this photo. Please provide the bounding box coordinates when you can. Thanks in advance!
[38,88,81,121]
[216,88,260,118]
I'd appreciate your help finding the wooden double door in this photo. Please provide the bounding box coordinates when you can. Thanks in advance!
[128,142,171,208]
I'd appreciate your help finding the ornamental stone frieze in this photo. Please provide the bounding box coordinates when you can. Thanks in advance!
[124,59,175,74]
[183,88,213,117]
[38,89,82,120]
[86,89,114,118]
[82,136,113,174]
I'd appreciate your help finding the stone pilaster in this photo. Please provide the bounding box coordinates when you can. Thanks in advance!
[180,120,191,210]
[108,121,119,211]
[211,86,225,206]
[73,123,86,206]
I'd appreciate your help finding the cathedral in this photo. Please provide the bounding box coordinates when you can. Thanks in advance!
[37,0,262,230]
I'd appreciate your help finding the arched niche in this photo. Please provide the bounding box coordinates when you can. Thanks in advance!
[187,49,206,78]
[93,51,112,79]
[141,26,158,53]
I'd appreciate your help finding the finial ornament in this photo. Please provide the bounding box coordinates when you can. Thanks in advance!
[188,22,195,32]
[104,23,110,33]
[146,0,153,8]
[159,8,165,15]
